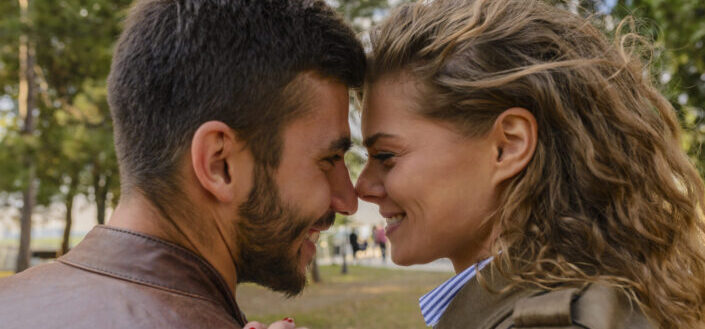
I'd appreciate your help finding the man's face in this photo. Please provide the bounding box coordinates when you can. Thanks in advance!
[235,73,357,295]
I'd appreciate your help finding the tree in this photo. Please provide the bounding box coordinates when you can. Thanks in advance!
[15,0,38,272]
[610,0,705,175]
[558,0,705,174]
[27,0,129,253]
[0,0,130,270]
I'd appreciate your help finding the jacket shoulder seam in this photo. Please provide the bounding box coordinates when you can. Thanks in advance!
[58,258,221,306]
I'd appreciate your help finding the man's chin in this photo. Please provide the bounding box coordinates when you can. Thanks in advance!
[236,251,308,296]
[257,271,307,297]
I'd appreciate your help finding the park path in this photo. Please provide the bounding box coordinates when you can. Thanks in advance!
[318,255,454,273]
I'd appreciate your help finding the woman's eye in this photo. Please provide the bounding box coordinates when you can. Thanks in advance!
[371,152,395,162]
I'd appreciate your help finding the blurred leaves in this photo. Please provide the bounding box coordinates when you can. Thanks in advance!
[586,0,705,174]
[0,0,129,220]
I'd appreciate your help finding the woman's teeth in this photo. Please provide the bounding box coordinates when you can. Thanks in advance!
[306,231,320,243]
[386,214,405,225]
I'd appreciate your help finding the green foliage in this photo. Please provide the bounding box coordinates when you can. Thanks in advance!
[31,0,130,100]
[0,0,129,219]
[567,0,705,174]
[333,0,416,31]
[0,127,25,192]
[610,0,705,174]
[0,1,20,95]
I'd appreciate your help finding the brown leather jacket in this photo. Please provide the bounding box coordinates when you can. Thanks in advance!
[0,225,247,329]
[436,265,656,329]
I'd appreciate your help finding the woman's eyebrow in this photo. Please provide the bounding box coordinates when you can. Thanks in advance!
[363,132,395,148]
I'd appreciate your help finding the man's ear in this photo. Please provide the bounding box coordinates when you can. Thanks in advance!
[191,121,247,203]
[490,107,538,186]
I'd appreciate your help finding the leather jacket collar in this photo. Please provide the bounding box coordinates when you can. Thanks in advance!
[59,225,247,326]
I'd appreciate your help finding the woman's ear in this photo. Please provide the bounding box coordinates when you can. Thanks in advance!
[490,107,537,186]
[190,121,250,203]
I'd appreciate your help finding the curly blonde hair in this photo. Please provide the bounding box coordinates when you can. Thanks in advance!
[366,0,705,327]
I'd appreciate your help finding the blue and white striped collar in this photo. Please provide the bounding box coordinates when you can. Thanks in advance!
[419,257,493,327]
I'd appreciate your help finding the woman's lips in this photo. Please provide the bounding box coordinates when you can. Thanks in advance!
[301,229,320,266]
[384,213,405,236]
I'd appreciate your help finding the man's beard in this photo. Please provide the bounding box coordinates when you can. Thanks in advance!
[234,165,334,296]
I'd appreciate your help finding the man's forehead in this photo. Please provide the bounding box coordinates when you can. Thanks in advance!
[275,71,353,154]
[281,108,351,157]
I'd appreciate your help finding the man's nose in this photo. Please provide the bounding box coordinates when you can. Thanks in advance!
[354,165,385,204]
[330,163,358,215]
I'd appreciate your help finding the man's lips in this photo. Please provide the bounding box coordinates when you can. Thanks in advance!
[305,210,335,244]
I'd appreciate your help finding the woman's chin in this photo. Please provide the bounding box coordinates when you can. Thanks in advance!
[391,250,423,266]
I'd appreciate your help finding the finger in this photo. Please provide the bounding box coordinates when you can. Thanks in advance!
[243,321,267,329]
[265,318,296,329]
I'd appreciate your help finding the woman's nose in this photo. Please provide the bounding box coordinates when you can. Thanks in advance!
[355,165,386,203]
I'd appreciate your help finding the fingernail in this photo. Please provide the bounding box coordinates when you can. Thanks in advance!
[283,317,294,323]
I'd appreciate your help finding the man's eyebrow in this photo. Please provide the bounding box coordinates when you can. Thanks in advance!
[363,133,395,148]
[328,136,352,153]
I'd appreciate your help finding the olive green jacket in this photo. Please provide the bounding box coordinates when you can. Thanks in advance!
[435,266,656,329]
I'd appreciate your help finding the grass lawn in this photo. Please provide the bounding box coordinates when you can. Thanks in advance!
[238,265,451,329]
[0,236,84,249]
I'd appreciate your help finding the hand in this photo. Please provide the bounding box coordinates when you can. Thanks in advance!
[244,317,308,329]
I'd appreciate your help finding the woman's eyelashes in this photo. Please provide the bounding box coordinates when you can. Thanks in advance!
[372,152,394,160]
[369,152,396,166]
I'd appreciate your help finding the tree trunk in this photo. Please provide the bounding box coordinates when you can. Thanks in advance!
[61,194,75,255]
[311,257,321,283]
[61,178,78,255]
[341,227,348,274]
[16,171,34,272]
[16,0,36,273]
[97,175,109,225]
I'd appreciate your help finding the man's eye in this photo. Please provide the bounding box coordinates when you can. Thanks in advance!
[325,154,343,165]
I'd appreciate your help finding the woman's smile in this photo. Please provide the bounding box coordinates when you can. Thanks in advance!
[383,213,405,236]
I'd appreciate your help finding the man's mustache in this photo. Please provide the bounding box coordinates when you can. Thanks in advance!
[313,210,336,228]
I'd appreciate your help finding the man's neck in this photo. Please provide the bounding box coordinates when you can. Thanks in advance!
[107,193,239,295]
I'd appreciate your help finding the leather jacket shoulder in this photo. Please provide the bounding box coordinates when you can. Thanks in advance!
[0,226,246,329]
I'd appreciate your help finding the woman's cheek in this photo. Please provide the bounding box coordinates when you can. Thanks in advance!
[383,170,405,201]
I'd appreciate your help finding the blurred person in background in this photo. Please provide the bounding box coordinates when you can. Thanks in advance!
[355,0,705,328]
[373,224,387,261]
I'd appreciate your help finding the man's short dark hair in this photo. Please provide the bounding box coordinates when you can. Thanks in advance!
[107,0,365,204]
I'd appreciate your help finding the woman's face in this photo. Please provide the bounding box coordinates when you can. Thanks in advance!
[355,74,500,271]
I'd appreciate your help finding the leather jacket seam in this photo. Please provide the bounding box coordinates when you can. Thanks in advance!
[58,258,220,304]
[73,226,245,325]
[93,226,238,302]
[94,226,218,277]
